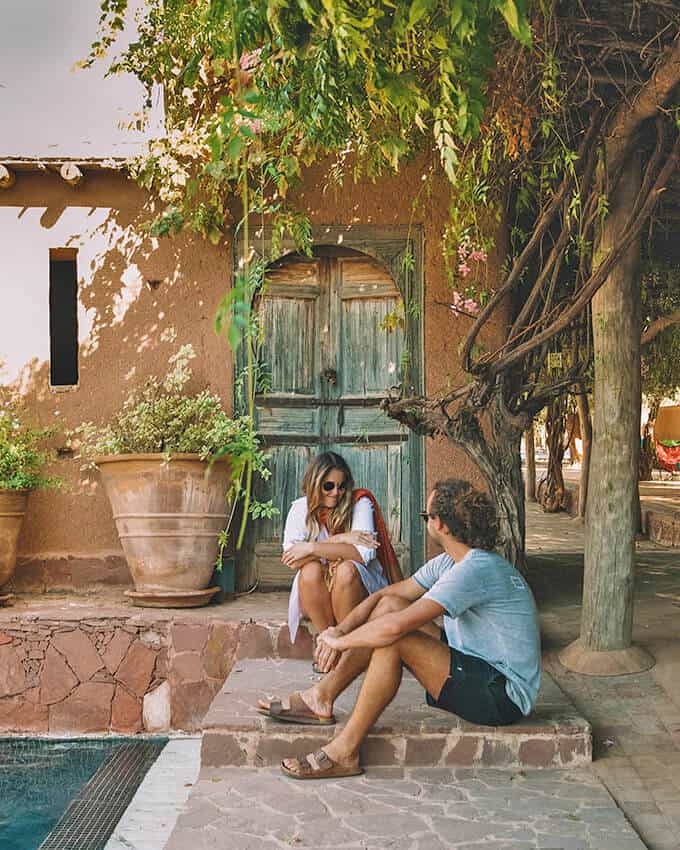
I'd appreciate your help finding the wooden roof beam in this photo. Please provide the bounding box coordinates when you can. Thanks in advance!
[0,164,15,189]
[59,163,83,186]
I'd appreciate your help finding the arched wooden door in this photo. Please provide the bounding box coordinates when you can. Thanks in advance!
[240,246,423,589]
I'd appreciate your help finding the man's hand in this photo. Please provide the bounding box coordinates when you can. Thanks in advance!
[315,626,345,672]
[281,542,314,570]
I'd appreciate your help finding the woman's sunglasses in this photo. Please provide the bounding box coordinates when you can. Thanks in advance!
[322,480,348,493]
[420,510,433,522]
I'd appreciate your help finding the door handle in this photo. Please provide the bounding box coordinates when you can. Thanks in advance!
[322,368,338,385]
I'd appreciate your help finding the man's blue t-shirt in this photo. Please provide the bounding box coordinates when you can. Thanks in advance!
[413,550,541,715]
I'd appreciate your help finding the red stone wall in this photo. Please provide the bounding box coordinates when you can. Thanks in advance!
[0,616,311,735]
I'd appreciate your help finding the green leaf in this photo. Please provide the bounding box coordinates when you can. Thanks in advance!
[432,31,448,50]
[497,0,532,45]
[449,0,463,31]
[225,135,244,161]
[227,323,242,352]
[408,0,434,29]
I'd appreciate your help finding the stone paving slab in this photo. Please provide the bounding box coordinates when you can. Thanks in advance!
[201,659,591,770]
[164,766,646,850]
[105,736,202,850]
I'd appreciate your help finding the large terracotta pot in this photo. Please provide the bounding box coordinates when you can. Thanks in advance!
[96,454,232,593]
[0,489,29,587]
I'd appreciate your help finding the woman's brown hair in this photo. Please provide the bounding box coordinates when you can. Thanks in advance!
[301,451,355,539]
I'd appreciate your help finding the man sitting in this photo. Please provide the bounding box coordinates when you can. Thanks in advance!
[258,478,541,780]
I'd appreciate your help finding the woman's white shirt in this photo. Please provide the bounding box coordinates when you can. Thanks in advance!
[282,495,378,565]
[284,495,387,641]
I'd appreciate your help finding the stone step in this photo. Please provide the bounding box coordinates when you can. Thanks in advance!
[201,659,591,771]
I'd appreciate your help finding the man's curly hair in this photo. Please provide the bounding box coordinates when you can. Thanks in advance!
[429,479,498,550]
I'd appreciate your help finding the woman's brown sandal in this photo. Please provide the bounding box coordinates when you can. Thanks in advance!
[281,749,363,780]
[257,692,336,726]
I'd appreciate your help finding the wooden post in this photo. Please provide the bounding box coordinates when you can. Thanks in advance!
[0,165,15,189]
[524,425,536,501]
[560,154,653,676]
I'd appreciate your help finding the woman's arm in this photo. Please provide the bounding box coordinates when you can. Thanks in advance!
[281,496,379,569]
[281,538,366,569]
[305,496,379,564]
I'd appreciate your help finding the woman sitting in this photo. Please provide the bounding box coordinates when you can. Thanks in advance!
[282,451,402,672]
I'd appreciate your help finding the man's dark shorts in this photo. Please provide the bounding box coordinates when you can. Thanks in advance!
[426,632,524,726]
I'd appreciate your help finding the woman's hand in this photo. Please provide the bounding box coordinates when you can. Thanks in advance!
[332,530,379,549]
[281,542,314,570]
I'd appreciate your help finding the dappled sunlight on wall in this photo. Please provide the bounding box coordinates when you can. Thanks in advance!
[0,171,232,560]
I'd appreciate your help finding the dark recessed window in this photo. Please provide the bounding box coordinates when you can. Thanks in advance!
[49,249,79,387]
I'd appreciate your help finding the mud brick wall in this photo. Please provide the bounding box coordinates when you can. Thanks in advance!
[0,617,312,735]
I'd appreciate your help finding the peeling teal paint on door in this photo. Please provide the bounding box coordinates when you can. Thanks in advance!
[238,239,423,590]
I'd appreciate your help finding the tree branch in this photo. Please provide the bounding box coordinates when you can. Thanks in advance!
[605,34,680,175]
[484,135,680,378]
[382,396,450,438]
[641,306,680,345]
[461,108,604,373]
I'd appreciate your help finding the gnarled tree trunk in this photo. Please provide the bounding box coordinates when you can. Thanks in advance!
[525,425,537,501]
[639,399,660,481]
[446,400,526,572]
[538,396,567,512]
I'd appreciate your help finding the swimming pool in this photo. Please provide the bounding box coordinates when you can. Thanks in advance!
[0,738,167,850]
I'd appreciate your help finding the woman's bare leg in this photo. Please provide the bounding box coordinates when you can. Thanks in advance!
[330,560,368,623]
[297,561,334,634]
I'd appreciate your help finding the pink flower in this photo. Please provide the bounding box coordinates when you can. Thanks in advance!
[464,299,480,315]
[469,249,487,263]
[457,262,471,278]
[240,48,262,71]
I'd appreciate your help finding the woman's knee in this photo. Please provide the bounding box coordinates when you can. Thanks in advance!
[298,560,325,590]
[333,559,362,590]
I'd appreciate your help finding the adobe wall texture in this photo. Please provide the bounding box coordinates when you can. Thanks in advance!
[1,160,507,586]
[1,170,233,588]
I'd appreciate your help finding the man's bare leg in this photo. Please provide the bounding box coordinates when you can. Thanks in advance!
[260,594,409,716]
[283,630,451,771]
[298,595,414,716]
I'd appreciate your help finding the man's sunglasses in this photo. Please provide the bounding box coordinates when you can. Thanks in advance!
[322,480,348,493]
[420,510,434,522]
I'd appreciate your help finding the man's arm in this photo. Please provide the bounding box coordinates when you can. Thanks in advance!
[331,596,445,650]
[336,577,426,634]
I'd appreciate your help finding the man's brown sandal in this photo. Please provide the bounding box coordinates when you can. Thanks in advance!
[257,692,336,726]
[281,749,363,780]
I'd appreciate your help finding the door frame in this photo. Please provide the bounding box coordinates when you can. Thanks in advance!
[234,224,426,572]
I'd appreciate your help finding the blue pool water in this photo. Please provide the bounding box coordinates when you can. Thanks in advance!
[0,738,160,850]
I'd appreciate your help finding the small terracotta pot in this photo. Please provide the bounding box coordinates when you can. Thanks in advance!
[96,454,232,593]
[0,489,30,587]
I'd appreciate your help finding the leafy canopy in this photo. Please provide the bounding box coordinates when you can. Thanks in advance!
[89,0,531,244]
